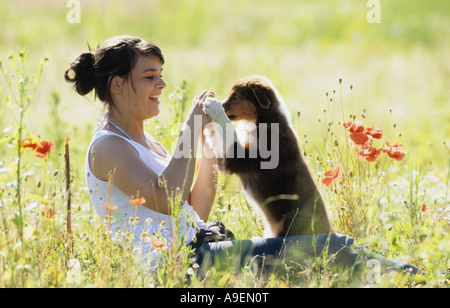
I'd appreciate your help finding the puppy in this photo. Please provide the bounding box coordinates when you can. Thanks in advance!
[203,75,333,237]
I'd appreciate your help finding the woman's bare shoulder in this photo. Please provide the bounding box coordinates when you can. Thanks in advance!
[91,134,139,157]
[89,134,140,181]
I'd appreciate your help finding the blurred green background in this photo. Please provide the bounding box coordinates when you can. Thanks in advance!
[1,0,449,166]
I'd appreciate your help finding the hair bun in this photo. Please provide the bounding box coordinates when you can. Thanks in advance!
[65,51,96,96]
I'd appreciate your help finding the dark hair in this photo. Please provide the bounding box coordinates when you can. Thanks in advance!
[65,36,164,108]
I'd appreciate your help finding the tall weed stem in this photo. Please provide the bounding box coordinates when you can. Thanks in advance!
[0,50,47,263]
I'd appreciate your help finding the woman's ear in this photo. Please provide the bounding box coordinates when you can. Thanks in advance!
[109,76,124,94]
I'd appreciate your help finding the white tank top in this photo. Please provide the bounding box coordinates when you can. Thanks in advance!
[85,123,205,262]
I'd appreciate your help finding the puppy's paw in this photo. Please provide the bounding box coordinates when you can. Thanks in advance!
[203,98,228,124]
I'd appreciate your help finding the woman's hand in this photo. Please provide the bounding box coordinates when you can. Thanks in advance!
[186,91,215,131]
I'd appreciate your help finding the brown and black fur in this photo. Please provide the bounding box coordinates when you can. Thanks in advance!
[219,75,333,237]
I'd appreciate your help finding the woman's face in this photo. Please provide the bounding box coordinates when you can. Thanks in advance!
[122,54,166,120]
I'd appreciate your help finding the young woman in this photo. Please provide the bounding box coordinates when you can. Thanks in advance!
[65,36,418,276]
[65,36,216,263]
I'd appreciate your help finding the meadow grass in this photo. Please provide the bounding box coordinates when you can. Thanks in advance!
[0,52,448,288]
[0,0,449,288]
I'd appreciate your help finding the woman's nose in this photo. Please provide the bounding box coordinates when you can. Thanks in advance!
[157,77,166,89]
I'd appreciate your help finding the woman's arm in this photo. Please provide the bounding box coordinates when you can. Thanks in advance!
[189,134,218,221]
[89,91,213,215]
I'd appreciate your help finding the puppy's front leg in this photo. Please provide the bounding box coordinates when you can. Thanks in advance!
[202,98,259,173]
[202,98,236,162]
[202,98,230,126]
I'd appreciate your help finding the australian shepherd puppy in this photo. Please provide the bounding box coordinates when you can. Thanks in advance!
[203,75,334,237]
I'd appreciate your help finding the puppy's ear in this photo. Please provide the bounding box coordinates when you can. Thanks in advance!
[251,87,271,110]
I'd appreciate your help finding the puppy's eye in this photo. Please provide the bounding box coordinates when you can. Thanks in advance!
[232,94,239,101]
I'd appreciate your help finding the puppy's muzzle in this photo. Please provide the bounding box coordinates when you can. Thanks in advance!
[221,100,233,118]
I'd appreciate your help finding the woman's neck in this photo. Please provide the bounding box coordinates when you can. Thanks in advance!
[108,111,145,140]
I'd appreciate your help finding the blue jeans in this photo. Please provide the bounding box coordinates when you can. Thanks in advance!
[192,233,419,274]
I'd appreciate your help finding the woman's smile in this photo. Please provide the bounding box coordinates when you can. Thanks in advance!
[149,94,161,104]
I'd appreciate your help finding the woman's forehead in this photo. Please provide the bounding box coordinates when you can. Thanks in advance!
[135,54,163,73]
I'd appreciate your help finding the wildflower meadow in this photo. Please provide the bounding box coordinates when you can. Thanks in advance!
[0,0,449,288]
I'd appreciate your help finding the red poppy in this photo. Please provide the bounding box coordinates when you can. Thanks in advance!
[129,197,146,206]
[421,203,430,213]
[151,239,165,249]
[34,140,55,158]
[103,203,118,211]
[343,121,364,133]
[20,137,39,150]
[348,132,373,147]
[356,146,382,162]
[383,141,406,161]
[41,207,56,218]
[321,164,342,188]
[364,126,383,139]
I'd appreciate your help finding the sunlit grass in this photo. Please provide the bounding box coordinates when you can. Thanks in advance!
[0,0,449,287]
[0,51,448,287]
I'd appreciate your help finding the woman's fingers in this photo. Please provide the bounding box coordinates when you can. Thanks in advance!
[198,91,215,102]
[197,91,208,101]
[190,91,217,128]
